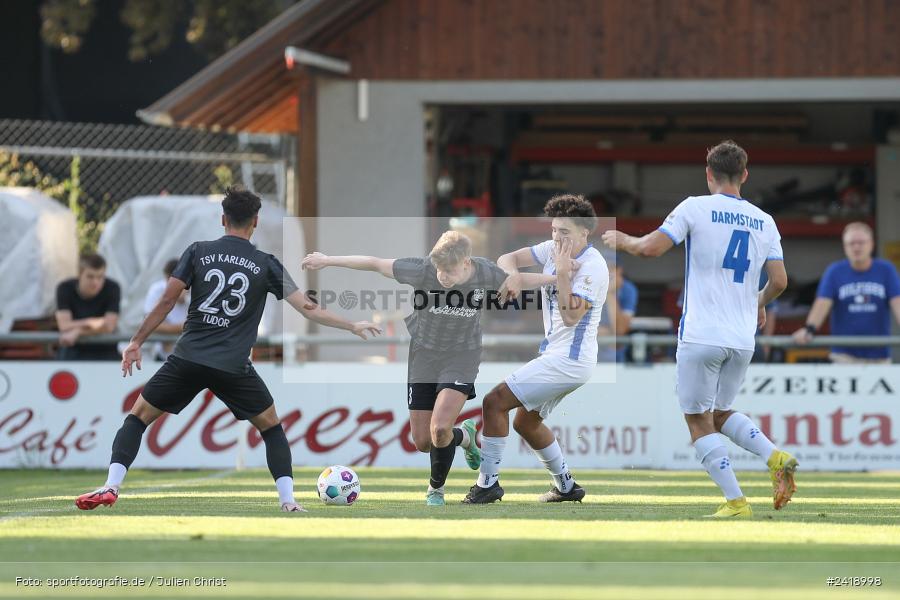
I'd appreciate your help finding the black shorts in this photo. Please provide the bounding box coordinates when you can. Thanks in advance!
[141,355,274,421]
[407,344,481,411]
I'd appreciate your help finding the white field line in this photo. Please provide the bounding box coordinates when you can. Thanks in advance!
[0,470,236,523]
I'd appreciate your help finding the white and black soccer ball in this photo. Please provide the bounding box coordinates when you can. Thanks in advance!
[316,465,361,505]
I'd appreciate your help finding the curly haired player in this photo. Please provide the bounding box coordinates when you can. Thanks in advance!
[464,195,608,505]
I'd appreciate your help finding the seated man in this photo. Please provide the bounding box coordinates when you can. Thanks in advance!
[55,254,121,360]
[144,258,189,360]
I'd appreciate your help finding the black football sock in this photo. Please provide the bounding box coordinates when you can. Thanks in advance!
[109,414,148,469]
[451,427,464,447]
[429,441,457,489]
[260,423,293,481]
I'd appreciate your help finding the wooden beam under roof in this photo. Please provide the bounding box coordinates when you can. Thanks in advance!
[138,0,383,131]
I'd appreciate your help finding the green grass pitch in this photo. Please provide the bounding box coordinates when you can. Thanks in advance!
[1,467,898,599]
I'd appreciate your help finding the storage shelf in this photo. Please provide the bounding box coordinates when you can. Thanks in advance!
[510,145,875,165]
[511,217,874,239]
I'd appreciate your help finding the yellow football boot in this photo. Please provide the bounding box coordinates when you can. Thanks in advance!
[706,496,753,518]
[767,450,799,510]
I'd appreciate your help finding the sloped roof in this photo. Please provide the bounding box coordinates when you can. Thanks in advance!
[138,0,382,132]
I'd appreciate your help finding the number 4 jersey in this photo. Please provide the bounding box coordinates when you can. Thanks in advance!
[658,193,783,351]
[170,235,299,373]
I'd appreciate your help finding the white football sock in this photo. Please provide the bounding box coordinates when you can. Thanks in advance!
[275,476,295,504]
[694,433,743,501]
[532,440,575,493]
[477,435,506,488]
[720,413,777,461]
[458,427,471,449]
[104,463,127,490]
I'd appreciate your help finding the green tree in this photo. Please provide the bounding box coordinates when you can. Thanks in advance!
[210,164,235,195]
[40,0,298,61]
[0,152,111,253]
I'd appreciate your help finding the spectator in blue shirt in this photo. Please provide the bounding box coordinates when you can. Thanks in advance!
[793,222,900,363]
[598,261,638,362]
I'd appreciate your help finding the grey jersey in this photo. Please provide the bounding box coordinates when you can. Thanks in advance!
[393,256,508,352]
[170,235,298,373]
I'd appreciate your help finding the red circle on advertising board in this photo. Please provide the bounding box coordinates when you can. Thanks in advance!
[49,371,78,400]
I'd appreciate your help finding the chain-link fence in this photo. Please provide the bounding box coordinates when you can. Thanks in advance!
[0,119,295,250]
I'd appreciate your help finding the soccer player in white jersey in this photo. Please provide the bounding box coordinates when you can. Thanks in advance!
[463,195,609,504]
[603,140,797,518]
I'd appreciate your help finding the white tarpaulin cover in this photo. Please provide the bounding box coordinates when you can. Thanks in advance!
[98,195,306,337]
[0,187,78,332]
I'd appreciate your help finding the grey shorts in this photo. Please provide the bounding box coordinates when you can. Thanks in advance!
[675,341,753,415]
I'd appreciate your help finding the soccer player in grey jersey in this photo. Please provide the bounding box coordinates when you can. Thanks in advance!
[75,187,380,513]
[303,231,555,505]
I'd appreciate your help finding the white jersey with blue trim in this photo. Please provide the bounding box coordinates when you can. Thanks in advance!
[658,193,783,351]
[530,241,609,363]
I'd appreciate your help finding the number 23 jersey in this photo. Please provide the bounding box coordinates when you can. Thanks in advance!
[170,235,299,373]
[658,193,783,351]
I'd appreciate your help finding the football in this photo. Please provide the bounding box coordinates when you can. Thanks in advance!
[316,466,361,505]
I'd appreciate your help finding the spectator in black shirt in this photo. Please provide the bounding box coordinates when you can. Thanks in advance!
[55,254,121,360]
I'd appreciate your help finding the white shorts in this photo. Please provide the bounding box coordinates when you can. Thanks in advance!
[675,341,753,415]
[505,353,593,419]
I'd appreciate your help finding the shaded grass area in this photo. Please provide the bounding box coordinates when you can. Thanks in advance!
[1,562,898,600]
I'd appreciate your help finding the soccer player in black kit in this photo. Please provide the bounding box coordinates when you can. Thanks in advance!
[75,187,381,513]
